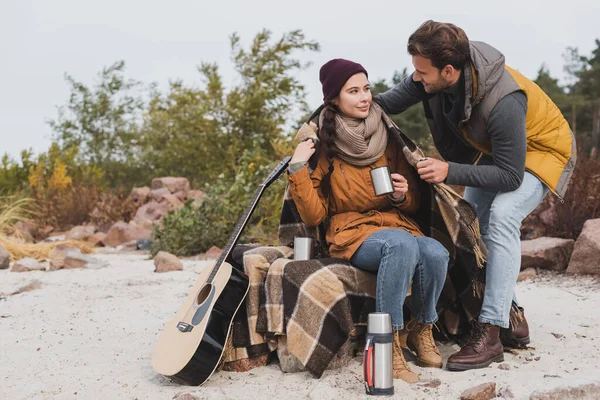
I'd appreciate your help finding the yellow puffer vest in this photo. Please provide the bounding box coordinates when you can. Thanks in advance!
[457,42,576,200]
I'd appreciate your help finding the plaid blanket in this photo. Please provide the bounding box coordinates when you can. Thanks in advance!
[222,110,522,377]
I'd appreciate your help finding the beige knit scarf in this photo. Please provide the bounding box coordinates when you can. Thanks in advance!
[319,102,388,166]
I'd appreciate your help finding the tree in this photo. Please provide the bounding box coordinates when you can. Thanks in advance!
[564,42,600,158]
[49,61,148,186]
[142,29,319,185]
[534,64,569,113]
[372,69,432,150]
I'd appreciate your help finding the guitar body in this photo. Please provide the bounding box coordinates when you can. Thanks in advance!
[151,156,290,386]
[151,261,249,386]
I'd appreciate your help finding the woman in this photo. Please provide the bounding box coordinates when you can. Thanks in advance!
[287,58,449,383]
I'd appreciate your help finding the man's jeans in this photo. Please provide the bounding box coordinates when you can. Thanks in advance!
[350,229,449,331]
[464,172,549,328]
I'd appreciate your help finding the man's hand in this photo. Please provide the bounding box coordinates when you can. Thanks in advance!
[416,158,449,184]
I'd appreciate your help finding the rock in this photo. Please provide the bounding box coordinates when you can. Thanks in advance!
[418,379,442,388]
[151,177,190,195]
[117,240,139,252]
[38,225,54,237]
[567,218,600,275]
[14,221,37,241]
[221,353,270,373]
[498,386,515,399]
[498,363,511,370]
[63,249,109,269]
[521,237,575,271]
[173,191,188,201]
[150,187,171,202]
[87,232,107,247]
[130,186,151,205]
[154,251,183,272]
[67,225,96,241]
[136,239,152,251]
[11,280,42,295]
[0,246,10,269]
[204,246,223,260]
[187,190,205,205]
[133,201,170,226]
[44,234,66,243]
[11,258,46,272]
[48,244,79,270]
[518,268,537,282]
[102,222,152,247]
[530,383,600,399]
[460,382,496,400]
[160,193,184,209]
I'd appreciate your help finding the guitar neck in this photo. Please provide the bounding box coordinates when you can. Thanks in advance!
[208,185,265,283]
[207,156,291,283]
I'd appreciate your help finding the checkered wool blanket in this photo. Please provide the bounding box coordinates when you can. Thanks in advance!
[222,109,523,377]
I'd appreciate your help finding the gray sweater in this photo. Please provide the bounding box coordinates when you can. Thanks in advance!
[376,74,528,192]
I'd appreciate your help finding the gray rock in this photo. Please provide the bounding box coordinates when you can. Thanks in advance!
[567,218,600,275]
[521,237,575,271]
[460,382,496,400]
[151,177,190,195]
[154,251,183,273]
[530,383,600,399]
[0,246,10,269]
[11,258,46,272]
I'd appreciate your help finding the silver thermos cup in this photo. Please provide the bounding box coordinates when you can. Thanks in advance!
[293,237,315,261]
[363,312,394,396]
[370,166,394,196]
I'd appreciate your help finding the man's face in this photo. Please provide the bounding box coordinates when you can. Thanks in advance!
[412,55,453,93]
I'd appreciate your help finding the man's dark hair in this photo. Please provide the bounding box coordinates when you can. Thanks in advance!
[407,20,470,70]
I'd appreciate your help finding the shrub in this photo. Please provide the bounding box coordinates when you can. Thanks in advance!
[522,156,600,240]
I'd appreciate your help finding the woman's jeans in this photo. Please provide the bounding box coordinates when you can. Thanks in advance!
[350,229,449,331]
[464,172,549,328]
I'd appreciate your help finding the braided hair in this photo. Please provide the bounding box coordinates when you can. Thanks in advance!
[318,101,339,197]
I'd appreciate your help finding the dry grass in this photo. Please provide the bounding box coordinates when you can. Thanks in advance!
[0,236,94,262]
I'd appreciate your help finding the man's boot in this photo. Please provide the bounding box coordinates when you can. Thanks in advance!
[446,321,504,371]
[393,331,419,383]
[405,319,443,368]
[500,307,530,348]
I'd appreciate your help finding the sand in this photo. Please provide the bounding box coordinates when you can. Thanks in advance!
[1,250,599,399]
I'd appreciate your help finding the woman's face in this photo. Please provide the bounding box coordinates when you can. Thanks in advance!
[335,73,371,119]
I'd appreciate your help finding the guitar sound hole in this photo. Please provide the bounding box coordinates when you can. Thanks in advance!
[196,284,213,306]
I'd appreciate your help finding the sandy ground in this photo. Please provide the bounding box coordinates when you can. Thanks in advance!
[1,250,599,400]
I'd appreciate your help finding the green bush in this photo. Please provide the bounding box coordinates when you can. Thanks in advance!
[150,153,288,257]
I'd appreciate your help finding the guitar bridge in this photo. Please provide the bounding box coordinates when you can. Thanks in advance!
[177,321,193,332]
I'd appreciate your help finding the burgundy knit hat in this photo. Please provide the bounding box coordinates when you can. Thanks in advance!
[319,58,368,102]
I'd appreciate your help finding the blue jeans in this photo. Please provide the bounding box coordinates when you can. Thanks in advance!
[464,172,549,328]
[350,229,449,331]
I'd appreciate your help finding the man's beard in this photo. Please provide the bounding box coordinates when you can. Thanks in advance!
[424,74,454,94]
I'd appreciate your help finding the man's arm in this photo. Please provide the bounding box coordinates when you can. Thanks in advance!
[445,92,528,191]
[374,72,428,114]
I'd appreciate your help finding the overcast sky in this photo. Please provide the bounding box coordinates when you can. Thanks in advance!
[1,0,599,160]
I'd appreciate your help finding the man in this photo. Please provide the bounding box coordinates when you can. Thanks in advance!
[375,20,576,371]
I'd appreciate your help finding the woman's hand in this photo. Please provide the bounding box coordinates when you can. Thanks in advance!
[390,173,408,199]
[291,139,316,164]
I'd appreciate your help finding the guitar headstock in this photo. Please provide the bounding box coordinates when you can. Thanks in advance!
[263,156,292,187]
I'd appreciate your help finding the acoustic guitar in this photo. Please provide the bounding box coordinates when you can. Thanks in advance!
[151,156,292,386]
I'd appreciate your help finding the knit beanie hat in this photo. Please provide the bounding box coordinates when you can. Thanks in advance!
[319,58,368,102]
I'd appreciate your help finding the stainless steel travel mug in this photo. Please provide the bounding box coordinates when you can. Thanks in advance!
[293,237,315,260]
[370,166,394,196]
[363,312,394,396]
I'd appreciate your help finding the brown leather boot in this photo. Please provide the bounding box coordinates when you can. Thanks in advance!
[393,331,419,383]
[405,319,443,368]
[500,307,530,348]
[446,321,504,371]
